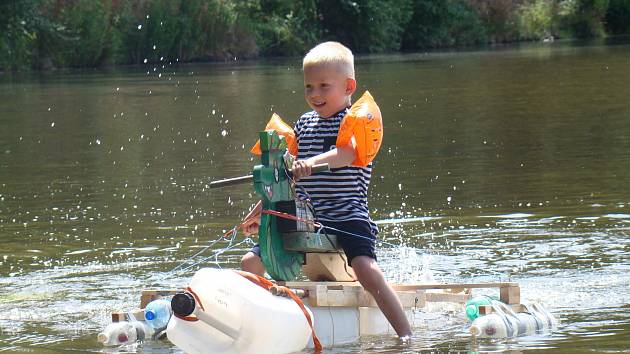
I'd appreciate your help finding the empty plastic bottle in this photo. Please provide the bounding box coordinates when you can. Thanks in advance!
[465,296,498,321]
[97,320,155,346]
[470,313,515,338]
[469,301,556,338]
[144,298,173,330]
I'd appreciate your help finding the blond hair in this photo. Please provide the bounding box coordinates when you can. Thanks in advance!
[303,42,355,79]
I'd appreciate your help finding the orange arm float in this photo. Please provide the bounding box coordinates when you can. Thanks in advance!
[250,113,298,156]
[336,91,383,167]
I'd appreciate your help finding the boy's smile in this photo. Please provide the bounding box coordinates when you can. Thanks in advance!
[304,64,356,118]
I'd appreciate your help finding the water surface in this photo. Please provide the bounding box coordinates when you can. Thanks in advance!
[1,39,629,353]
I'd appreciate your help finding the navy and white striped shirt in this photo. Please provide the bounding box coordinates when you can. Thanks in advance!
[294,109,377,232]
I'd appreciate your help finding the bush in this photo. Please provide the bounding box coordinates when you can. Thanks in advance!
[557,0,609,38]
[237,0,320,57]
[317,0,414,53]
[466,0,522,43]
[605,0,630,34]
[56,0,117,67]
[0,0,66,71]
[402,0,486,50]
[517,0,558,40]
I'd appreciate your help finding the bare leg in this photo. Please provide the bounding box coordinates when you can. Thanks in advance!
[351,255,412,337]
[241,251,265,277]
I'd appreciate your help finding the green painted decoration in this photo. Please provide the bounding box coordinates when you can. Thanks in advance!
[253,131,304,281]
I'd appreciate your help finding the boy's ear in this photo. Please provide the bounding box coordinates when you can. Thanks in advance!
[345,78,357,96]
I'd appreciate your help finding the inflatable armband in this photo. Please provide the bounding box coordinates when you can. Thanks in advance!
[251,113,298,156]
[336,91,383,167]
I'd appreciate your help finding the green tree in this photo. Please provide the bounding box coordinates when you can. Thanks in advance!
[57,0,118,67]
[402,0,486,50]
[0,0,66,70]
[558,0,610,37]
[237,0,321,56]
[605,0,630,34]
[317,0,414,53]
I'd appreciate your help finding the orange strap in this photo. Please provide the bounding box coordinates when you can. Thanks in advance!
[261,209,322,228]
[234,270,322,352]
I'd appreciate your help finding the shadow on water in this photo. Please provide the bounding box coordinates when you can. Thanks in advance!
[1,40,630,352]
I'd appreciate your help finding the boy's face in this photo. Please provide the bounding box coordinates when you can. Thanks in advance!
[303,64,356,118]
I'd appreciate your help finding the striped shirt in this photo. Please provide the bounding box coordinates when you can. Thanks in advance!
[294,109,377,232]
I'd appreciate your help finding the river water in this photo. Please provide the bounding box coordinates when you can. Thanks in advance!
[1,39,629,353]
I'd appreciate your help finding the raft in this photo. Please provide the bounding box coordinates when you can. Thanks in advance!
[103,129,553,352]
[110,275,524,352]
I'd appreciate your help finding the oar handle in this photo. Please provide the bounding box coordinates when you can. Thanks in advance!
[209,163,329,189]
[209,175,253,189]
[304,163,331,174]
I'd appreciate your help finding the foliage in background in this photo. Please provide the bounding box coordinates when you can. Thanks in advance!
[606,0,630,34]
[316,0,414,52]
[401,0,486,50]
[1,0,629,71]
[238,0,320,57]
[557,0,610,38]
[517,0,558,40]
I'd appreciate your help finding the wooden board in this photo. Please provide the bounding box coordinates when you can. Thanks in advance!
[280,281,518,307]
[425,292,472,303]
[140,289,182,309]
[301,252,356,282]
[112,308,144,322]
[478,304,526,315]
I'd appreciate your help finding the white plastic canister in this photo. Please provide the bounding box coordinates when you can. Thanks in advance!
[166,268,313,354]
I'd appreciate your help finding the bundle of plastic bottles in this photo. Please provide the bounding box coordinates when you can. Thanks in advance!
[465,297,557,338]
[98,298,173,346]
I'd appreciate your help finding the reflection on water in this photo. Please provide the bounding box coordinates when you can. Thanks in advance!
[1,40,630,353]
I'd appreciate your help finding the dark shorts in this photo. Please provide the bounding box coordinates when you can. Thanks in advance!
[248,219,377,267]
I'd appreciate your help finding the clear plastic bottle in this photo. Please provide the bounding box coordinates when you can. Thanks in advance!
[144,298,173,330]
[97,320,155,346]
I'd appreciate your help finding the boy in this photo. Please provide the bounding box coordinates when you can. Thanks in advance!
[240,42,412,338]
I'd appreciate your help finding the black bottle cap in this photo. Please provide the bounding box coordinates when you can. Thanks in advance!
[171,292,196,316]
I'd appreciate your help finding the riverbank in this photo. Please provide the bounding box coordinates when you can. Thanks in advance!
[2,0,630,72]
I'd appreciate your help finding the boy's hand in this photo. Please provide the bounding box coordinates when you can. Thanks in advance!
[242,201,262,236]
[291,159,314,180]
[242,214,261,236]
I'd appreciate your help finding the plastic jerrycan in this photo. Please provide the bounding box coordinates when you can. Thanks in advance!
[166,268,313,354]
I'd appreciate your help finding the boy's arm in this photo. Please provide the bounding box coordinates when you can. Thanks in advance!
[292,138,356,179]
